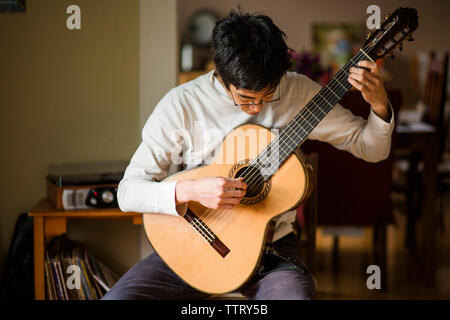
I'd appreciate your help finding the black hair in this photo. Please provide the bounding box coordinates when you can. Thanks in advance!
[212,9,291,92]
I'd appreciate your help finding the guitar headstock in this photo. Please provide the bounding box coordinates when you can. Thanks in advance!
[363,7,419,61]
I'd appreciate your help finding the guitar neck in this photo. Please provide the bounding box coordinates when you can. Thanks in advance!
[254,48,373,178]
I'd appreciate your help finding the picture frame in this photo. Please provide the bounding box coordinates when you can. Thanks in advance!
[0,0,26,12]
[312,23,363,75]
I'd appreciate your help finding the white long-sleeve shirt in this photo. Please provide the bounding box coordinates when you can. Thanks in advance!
[118,70,395,241]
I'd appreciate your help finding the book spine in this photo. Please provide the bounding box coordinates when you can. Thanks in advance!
[56,260,69,300]
[71,257,85,300]
[79,258,98,300]
[51,259,64,300]
[83,248,104,298]
[87,250,109,291]
[44,260,55,300]
[76,257,92,300]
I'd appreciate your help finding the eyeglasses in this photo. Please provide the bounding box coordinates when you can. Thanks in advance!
[230,85,281,107]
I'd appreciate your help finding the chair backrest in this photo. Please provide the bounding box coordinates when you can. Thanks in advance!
[295,152,318,272]
[421,52,449,160]
[300,89,401,226]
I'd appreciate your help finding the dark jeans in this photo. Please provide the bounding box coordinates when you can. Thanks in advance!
[102,233,315,300]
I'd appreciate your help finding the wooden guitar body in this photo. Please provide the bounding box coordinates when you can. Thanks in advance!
[143,124,312,294]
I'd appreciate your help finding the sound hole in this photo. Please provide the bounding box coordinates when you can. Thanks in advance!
[234,166,264,198]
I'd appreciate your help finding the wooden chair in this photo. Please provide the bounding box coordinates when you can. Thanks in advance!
[396,52,449,244]
[422,52,449,161]
[296,152,318,274]
[426,52,449,233]
[300,89,402,290]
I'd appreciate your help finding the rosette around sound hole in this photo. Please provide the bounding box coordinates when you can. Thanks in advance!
[229,160,271,205]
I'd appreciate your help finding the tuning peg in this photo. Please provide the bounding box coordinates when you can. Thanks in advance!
[384,13,391,20]
[366,31,373,39]
[407,35,414,41]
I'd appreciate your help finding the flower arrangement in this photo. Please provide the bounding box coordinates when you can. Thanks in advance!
[288,49,332,87]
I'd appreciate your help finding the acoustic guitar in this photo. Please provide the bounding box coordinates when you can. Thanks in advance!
[143,8,419,294]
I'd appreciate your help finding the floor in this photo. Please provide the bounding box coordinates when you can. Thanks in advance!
[313,193,450,299]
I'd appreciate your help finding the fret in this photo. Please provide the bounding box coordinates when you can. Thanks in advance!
[330,74,351,94]
[347,56,366,70]
[301,108,320,124]
[284,120,306,142]
[292,120,311,135]
[321,90,340,106]
[340,68,349,75]
[281,133,305,154]
[332,77,348,91]
[283,120,311,145]
[281,127,306,148]
[309,99,327,116]
[282,101,327,150]
[339,59,359,76]
[316,91,334,108]
[296,110,317,129]
[324,85,341,100]
[359,48,374,62]
[283,129,302,147]
[277,139,297,162]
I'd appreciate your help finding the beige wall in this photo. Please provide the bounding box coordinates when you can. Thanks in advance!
[0,0,142,276]
[0,0,179,278]
[138,0,178,258]
[178,0,450,106]
[140,0,178,128]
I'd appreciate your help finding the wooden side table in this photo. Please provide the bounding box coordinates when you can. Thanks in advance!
[28,199,142,300]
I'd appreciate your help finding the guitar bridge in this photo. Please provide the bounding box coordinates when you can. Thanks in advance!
[183,208,230,258]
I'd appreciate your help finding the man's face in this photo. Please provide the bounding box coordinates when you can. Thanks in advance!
[227,84,278,115]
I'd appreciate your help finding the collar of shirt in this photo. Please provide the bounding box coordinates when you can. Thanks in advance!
[211,70,230,98]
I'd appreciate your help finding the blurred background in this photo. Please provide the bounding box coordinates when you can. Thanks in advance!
[0,0,449,299]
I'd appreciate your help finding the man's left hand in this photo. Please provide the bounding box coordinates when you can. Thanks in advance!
[348,60,391,122]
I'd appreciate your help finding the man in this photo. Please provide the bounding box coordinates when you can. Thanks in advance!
[103,9,393,300]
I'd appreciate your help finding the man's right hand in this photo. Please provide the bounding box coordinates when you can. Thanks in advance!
[175,177,247,210]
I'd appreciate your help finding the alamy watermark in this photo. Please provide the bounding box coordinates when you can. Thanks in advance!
[366,264,382,290]
[64,4,382,32]
[66,5,81,30]
[366,5,381,30]
[168,121,281,178]
[66,265,81,290]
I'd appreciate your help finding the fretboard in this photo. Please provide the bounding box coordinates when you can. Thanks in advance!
[253,49,371,179]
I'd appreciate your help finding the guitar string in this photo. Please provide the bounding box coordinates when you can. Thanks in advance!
[242,51,367,190]
[210,49,372,231]
[240,47,370,193]
[209,75,355,230]
[204,51,367,232]
[214,18,416,232]
[198,46,372,231]
[247,47,373,183]
[202,58,365,232]
[200,48,370,231]
[197,53,356,226]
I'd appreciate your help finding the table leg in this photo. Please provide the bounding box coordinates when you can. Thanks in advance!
[132,216,143,225]
[421,137,438,286]
[33,217,45,300]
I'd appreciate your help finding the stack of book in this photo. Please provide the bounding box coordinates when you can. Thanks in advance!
[44,235,120,300]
